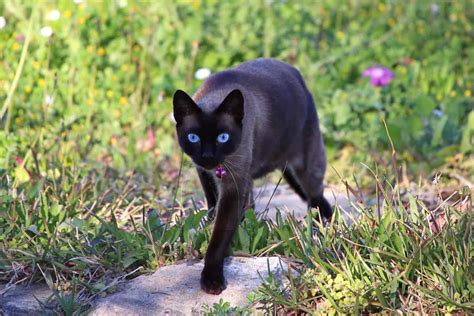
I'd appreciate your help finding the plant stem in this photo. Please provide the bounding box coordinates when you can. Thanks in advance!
[1,6,36,132]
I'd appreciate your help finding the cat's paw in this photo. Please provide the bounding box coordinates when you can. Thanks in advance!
[201,268,226,295]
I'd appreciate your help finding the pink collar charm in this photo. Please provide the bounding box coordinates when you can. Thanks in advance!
[215,165,227,178]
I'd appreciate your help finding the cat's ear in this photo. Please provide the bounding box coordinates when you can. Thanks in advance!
[217,89,244,123]
[173,90,201,125]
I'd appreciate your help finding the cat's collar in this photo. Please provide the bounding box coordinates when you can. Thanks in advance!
[215,165,226,178]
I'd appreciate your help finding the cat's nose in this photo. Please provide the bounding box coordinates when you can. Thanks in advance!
[201,151,214,159]
[201,145,215,159]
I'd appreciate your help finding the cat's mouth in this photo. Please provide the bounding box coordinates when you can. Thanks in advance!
[195,159,221,170]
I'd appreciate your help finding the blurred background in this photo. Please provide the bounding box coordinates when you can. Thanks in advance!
[1,0,472,193]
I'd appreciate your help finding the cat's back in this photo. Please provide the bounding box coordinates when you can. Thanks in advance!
[195,58,310,115]
[234,58,301,80]
[225,58,306,95]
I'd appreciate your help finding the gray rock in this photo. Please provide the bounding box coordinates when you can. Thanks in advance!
[90,256,287,315]
[0,283,54,316]
[254,184,354,221]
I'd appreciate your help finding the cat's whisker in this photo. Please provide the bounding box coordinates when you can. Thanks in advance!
[222,159,240,170]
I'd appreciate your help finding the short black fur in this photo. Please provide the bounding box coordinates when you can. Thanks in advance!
[173,58,332,294]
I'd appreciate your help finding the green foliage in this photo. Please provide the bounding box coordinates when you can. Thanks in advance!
[0,0,472,178]
[252,188,473,314]
[201,298,252,316]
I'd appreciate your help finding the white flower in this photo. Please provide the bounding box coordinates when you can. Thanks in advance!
[194,68,211,80]
[44,95,54,105]
[118,0,128,8]
[0,16,6,29]
[40,26,53,37]
[46,10,61,21]
[73,0,83,3]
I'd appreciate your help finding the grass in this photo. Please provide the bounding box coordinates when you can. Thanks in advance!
[253,184,472,314]
[1,154,472,314]
[0,0,473,314]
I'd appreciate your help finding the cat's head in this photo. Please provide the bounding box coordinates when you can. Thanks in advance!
[173,89,244,170]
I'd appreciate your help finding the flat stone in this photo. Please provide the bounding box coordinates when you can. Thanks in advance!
[90,256,287,315]
[0,283,54,316]
[254,184,354,221]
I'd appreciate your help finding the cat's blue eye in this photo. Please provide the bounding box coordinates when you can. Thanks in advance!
[187,133,200,143]
[217,133,230,143]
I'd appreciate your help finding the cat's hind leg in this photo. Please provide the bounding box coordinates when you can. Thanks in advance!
[288,124,333,220]
[282,168,308,202]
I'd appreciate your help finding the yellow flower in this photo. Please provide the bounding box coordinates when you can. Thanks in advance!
[106,90,114,98]
[119,96,128,105]
[63,10,72,18]
[15,117,23,124]
[110,137,117,145]
[336,31,345,40]
[24,85,32,93]
[12,42,21,51]
[111,75,117,82]
[97,47,106,56]
[78,17,85,25]
[464,90,471,97]
[191,0,200,9]
[85,134,91,142]
[398,66,407,75]
[86,45,94,54]
[436,94,442,101]
[450,90,457,97]
[395,5,402,15]
[378,3,386,13]
[38,79,46,88]
[32,61,40,70]
[121,63,129,72]
[86,98,94,106]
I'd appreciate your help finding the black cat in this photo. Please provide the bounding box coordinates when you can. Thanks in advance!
[173,58,332,294]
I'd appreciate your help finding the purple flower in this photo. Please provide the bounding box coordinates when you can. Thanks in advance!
[431,4,439,13]
[362,66,394,87]
[215,165,227,178]
[16,33,25,43]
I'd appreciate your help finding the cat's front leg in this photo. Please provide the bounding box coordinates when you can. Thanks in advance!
[197,168,218,218]
[200,176,247,294]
